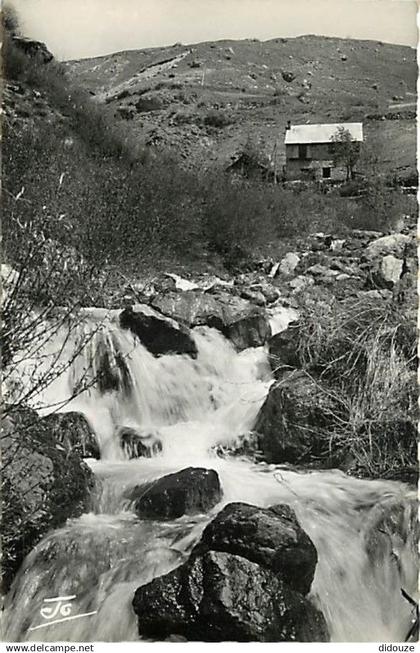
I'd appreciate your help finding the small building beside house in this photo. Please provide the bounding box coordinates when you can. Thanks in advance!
[225,150,281,183]
[284,122,363,182]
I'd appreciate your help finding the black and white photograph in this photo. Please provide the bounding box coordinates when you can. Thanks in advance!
[1,0,418,645]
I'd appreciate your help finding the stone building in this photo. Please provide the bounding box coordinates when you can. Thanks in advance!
[284,121,363,182]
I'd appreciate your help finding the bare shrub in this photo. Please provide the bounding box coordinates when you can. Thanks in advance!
[292,296,417,478]
[203,109,233,128]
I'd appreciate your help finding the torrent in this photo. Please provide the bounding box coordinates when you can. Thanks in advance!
[3,307,418,643]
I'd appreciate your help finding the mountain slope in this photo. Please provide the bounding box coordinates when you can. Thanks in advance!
[65,35,417,174]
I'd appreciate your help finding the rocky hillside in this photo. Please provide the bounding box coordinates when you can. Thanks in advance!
[65,35,417,175]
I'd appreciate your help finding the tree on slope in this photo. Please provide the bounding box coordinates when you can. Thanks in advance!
[329,126,361,181]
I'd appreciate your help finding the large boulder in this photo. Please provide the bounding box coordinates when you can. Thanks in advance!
[151,291,271,351]
[120,303,197,357]
[41,411,100,459]
[132,502,329,642]
[196,502,317,595]
[365,233,412,259]
[151,290,221,326]
[279,252,300,276]
[133,467,222,520]
[268,321,301,376]
[363,494,419,567]
[254,372,342,464]
[12,36,53,63]
[1,407,95,592]
[133,551,328,642]
[370,254,403,289]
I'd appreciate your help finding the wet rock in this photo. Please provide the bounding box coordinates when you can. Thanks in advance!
[120,303,197,358]
[254,372,341,464]
[151,290,220,325]
[133,467,222,520]
[221,307,271,350]
[133,550,328,641]
[197,502,318,595]
[268,321,301,376]
[363,494,419,568]
[41,411,100,459]
[2,407,95,592]
[151,291,271,351]
[118,426,162,459]
[133,499,329,642]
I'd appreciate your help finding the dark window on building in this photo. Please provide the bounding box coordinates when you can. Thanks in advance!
[322,167,331,179]
[298,144,308,159]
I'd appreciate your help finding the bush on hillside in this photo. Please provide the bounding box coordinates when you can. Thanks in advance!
[203,109,233,128]
[353,180,417,231]
[3,19,416,278]
[287,295,417,479]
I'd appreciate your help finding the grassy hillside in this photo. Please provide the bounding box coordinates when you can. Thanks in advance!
[65,35,417,175]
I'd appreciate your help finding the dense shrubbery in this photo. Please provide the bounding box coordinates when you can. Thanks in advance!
[4,111,415,275]
[293,295,417,480]
[203,109,233,128]
[2,26,417,276]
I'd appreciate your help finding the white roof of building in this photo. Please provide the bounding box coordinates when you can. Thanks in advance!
[284,122,363,145]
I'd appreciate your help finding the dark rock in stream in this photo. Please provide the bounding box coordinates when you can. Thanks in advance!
[1,407,95,593]
[268,320,301,376]
[118,426,162,459]
[119,303,197,357]
[151,290,271,351]
[132,501,329,641]
[196,502,317,595]
[254,371,343,465]
[133,467,223,520]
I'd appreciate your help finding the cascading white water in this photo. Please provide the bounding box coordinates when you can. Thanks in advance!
[3,306,418,643]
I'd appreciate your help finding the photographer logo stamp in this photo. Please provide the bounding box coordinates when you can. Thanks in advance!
[29,595,97,631]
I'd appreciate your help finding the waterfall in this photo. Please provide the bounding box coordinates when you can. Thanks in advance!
[3,306,418,642]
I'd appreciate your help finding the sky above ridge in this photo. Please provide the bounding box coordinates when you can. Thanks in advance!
[11,0,418,60]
